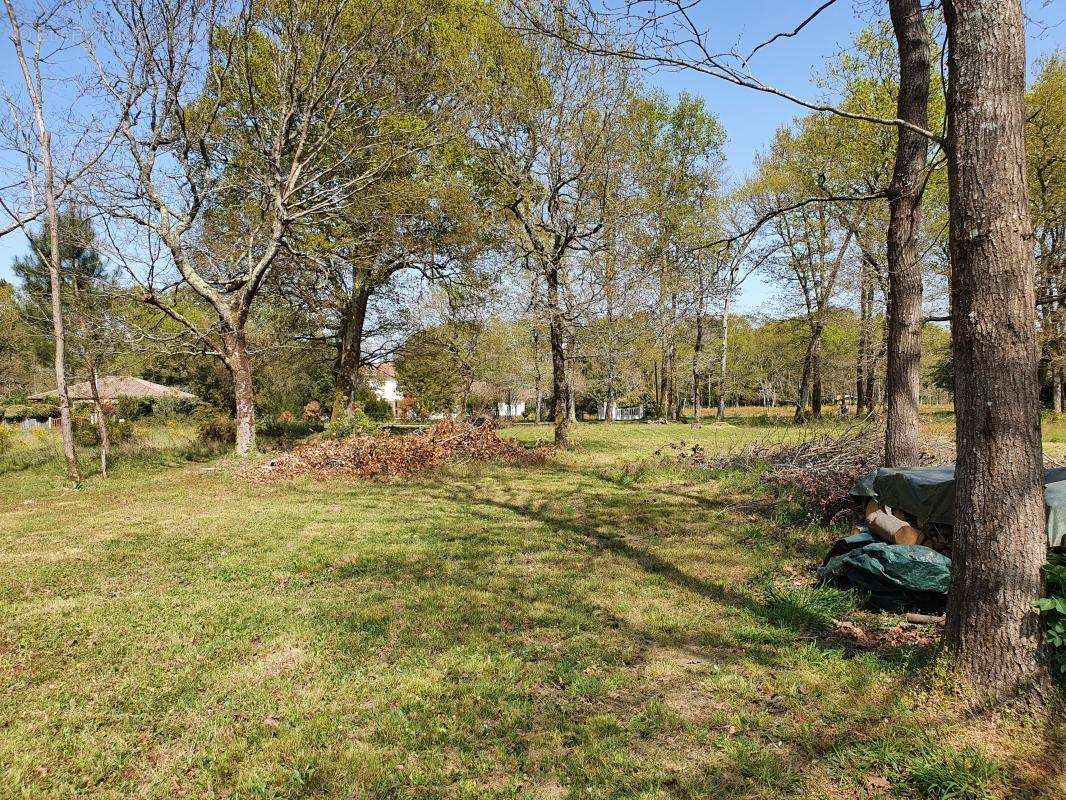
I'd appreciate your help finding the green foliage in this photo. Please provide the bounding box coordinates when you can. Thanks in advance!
[1035,552,1066,679]
[115,396,153,420]
[0,424,11,454]
[257,410,322,441]
[195,411,237,445]
[2,405,32,422]
[325,405,377,439]
[351,385,393,422]
[72,416,135,448]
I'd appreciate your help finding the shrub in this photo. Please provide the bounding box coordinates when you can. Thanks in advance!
[115,396,153,420]
[151,396,198,417]
[3,404,32,422]
[325,405,376,439]
[257,410,321,440]
[73,416,136,447]
[0,424,12,453]
[1036,552,1066,681]
[302,400,322,421]
[195,411,237,445]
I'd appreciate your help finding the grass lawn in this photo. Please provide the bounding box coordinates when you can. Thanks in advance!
[0,421,1062,798]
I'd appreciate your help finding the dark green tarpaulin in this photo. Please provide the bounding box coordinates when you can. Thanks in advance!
[851,466,1066,548]
[818,542,951,613]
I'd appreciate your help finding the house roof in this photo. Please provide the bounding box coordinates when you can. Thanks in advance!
[29,376,198,402]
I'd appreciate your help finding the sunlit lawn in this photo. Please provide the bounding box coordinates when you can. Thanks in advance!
[0,418,1062,798]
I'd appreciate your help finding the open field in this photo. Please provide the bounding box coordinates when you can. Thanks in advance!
[1,421,1062,798]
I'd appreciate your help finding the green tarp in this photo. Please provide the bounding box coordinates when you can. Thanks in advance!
[851,466,1066,549]
[818,542,951,613]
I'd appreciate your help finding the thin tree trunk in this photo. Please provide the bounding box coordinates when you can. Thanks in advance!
[717,295,731,421]
[811,334,823,417]
[531,325,543,424]
[1054,368,1063,418]
[223,330,256,458]
[884,0,931,467]
[545,262,569,448]
[941,0,1049,703]
[89,365,109,478]
[692,309,703,424]
[3,0,80,481]
[794,335,815,423]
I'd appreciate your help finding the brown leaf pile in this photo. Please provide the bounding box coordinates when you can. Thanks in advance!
[249,420,549,481]
[830,619,938,650]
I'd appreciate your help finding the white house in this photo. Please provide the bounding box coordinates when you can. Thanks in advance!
[365,364,403,414]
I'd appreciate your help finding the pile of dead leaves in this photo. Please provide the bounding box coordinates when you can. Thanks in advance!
[830,618,939,650]
[248,420,549,481]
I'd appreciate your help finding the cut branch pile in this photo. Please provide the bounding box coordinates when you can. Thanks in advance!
[248,421,548,481]
[655,422,955,525]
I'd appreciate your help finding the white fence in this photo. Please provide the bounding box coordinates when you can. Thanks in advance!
[598,404,644,421]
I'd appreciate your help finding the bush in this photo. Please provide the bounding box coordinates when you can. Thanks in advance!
[1036,552,1066,681]
[3,404,32,422]
[257,410,321,440]
[195,411,237,445]
[150,396,198,417]
[73,416,136,447]
[0,424,12,453]
[114,396,153,420]
[325,405,376,439]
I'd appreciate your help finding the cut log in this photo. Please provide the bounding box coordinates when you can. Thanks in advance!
[865,501,923,545]
[905,613,945,625]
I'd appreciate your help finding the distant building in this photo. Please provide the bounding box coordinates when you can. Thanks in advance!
[364,364,404,415]
[598,403,645,421]
[29,376,197,404]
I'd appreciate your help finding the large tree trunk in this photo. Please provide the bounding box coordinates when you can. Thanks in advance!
[336,282,371,412]
[223,329,257,458]
[884,0,931,466]
[89,366,109,478]
[941,0,1049,702]
[545,262,570,448]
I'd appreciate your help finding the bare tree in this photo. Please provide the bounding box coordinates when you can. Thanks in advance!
[92,0,438,456]
[0,0,129,480]
[478,4,632,447]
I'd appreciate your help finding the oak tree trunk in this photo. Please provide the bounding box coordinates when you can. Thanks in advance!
[941,0,1049,702]
[223,330,257,458]
[545,262,570,448]
[884,0,931,466]
[337,285,371,412]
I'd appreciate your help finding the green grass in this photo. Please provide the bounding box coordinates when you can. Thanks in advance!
[0,421,1061,799]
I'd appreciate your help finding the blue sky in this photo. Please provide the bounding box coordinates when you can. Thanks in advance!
[1,0,1063,310]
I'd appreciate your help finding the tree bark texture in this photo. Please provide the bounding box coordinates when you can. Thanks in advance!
[884,0,932,466]
[89,366,109,478]
[222,329,257,458]
[545,263,570,448]
[941,0,1049,702]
